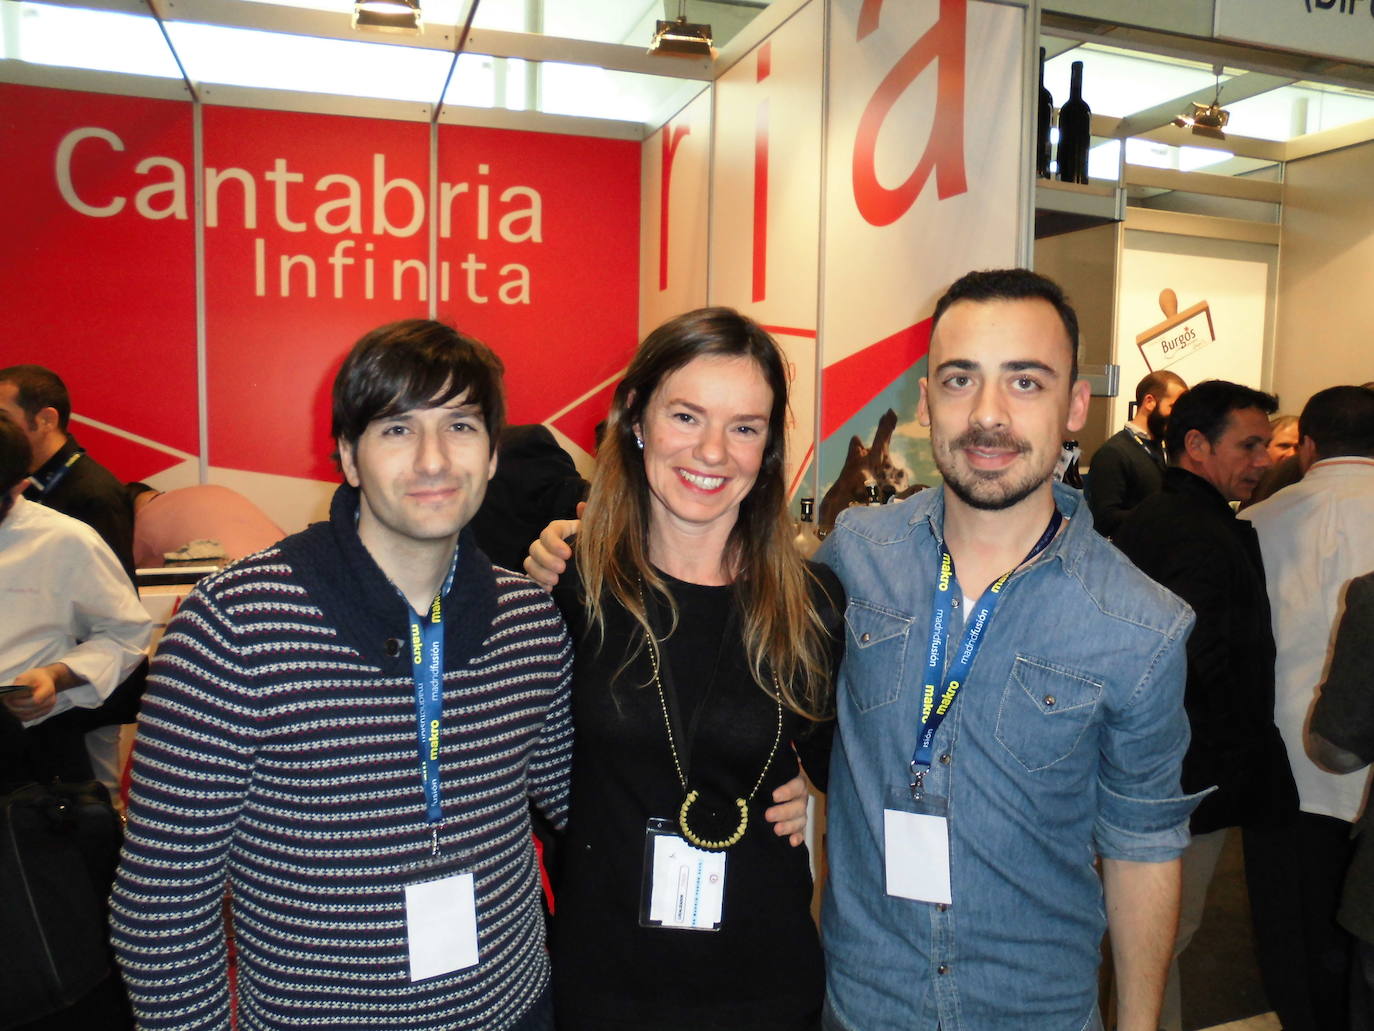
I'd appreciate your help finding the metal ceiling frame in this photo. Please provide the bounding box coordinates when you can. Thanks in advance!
[2,0,813,138]
[6,0,1374,155]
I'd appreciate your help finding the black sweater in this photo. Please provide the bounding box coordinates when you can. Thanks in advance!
[550,561,843,1030]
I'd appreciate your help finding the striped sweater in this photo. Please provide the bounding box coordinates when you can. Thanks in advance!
[110,486,573,1030]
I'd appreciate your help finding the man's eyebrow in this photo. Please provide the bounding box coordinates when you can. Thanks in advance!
[933,358,1060,376]
[934,359,979,374]
[1004,360,1059,377]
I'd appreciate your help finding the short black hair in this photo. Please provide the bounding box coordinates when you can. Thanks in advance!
[331,320,505,462]
[1164,379,1277,464]
[0,364,71,431]
[931,268,1080,385]
[1135,370,1186,407]
[1299,385,1374,460]
[0,412,32,494]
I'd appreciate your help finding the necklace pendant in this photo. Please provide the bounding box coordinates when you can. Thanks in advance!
[678,789,750,852]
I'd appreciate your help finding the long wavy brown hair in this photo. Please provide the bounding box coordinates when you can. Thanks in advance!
[576,307,831,720]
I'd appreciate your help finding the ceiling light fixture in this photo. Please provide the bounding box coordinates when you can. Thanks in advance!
[1173,66,1230,140]
[353,0,422,34]
[650,1,713,59]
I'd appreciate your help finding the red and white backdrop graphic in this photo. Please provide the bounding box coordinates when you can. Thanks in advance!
[710,0,824,499]
[0,86,199,483]
[819,0,1024,499]
[1,84,639,530]
[639,0,1026,510]
[639,88,710,338]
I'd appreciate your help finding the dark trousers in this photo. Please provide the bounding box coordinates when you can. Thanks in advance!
[1244,813,1356,1031]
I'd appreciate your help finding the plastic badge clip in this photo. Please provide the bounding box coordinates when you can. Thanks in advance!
[910,765,926,802]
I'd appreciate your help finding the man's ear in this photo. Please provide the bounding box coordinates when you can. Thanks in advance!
[1066,379,1091,434]
[338,439,360,488]
[917,377,931,428]
[34,406,60,434]
[1298,435,1318,474]
[1183,428,1211,461]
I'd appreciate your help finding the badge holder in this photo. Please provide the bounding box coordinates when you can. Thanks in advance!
[402,835,480,982]
[883,784,952,906]
[638,818,726,932]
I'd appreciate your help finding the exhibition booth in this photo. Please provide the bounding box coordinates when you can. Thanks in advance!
[5,0,1373,540]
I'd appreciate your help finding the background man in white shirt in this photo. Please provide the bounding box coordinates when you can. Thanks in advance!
[1243,383,1374,1030]
[0,412,151,785]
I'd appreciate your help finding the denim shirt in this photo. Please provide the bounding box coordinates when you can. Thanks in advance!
[817,483,1199,1031]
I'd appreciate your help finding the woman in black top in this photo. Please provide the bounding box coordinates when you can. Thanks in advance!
[546,308,842,1030]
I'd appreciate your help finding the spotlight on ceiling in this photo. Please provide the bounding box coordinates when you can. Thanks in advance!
[650,2,713,59]
[1173,68,1230,140]
[353,0,421,33]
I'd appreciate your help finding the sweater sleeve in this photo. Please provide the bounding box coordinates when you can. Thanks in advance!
[793,561,847,792]
[109,586,257,1030]
[526,600,575,833]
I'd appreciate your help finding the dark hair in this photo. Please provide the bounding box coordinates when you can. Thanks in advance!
[930,268,1080,385]
[1135,370,1186,407]
[577,307,831,719]
[1164,380,1277,464]
[1299,385,1374,460]
[0,364,71,432]
[331,320,505,461]
[0,413,33,495]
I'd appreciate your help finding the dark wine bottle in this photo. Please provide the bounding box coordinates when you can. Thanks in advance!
[1037,47,1053,179]
[1056,60,1091,185]
[1060,441,1084,489]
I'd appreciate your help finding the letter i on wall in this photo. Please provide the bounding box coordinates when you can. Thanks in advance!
[753,42,772,303]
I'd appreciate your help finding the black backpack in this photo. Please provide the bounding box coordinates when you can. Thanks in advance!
[0,779,123,1029]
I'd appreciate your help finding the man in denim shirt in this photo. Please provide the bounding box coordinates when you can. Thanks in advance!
[818,270,1199,1031]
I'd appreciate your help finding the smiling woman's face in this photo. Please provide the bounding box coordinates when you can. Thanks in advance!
[636,354,772,548]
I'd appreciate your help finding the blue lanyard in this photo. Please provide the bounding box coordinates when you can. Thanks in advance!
[407,553,458,836]
[912,508,1063,798]
[30,450,82,497]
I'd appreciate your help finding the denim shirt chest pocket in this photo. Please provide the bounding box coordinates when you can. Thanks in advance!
[995,655,1105,771]
[842,599,914,712]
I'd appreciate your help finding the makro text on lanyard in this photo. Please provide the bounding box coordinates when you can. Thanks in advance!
[408,554,458,852]
[912,508,1064,800]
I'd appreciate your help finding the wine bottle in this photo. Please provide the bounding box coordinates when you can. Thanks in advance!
[1037,47,1053,179]
[1058,441,1084,489]
[1056,60,1091,185]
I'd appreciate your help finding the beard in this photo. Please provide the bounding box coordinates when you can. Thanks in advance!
[1146,405,1169,442]
[932,428,1051,511]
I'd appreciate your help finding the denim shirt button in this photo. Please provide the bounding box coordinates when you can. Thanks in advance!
[937,964,949,975]
[936,903,949,911]
[860,633,871,643]
[939,753,951,765]
[1043,695,1056,707]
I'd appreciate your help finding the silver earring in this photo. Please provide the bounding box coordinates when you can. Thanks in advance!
[635,436,644,450]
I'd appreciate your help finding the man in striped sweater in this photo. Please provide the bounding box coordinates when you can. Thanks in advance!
[111,320,573,1030]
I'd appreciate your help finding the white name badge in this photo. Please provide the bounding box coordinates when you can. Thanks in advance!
[884,809,952,905]
[640,821,727,931]
[404,872,479,981]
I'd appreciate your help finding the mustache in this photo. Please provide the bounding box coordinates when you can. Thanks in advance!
[949,429,1032,454]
